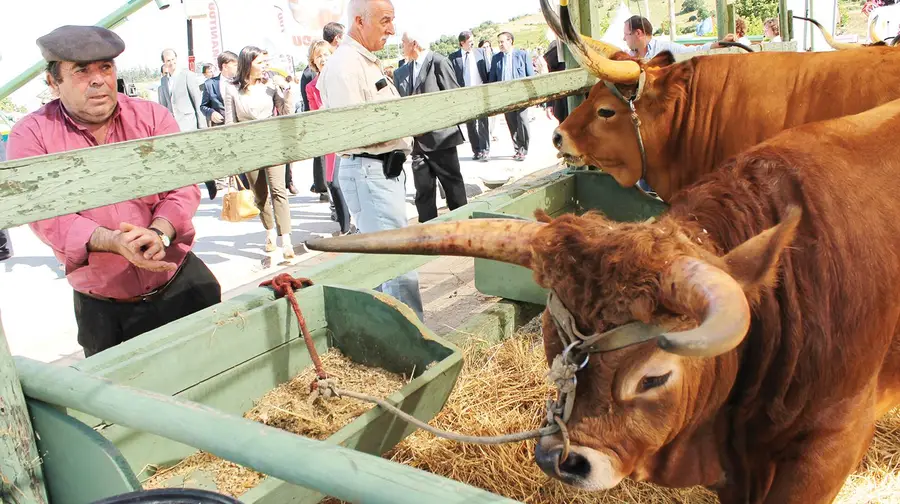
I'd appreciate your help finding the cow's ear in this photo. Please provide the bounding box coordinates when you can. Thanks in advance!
[722,206,802,298]
[646,51,676,69]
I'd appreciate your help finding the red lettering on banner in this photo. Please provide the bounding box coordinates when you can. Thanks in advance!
[209,2,221,59]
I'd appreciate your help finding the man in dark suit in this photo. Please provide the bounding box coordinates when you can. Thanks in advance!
[200,51,237,127]
[489,31,533,161]
[300,22,344,200]
[543,36,569,123]
[450,30,491,162]
[395,30,468,223]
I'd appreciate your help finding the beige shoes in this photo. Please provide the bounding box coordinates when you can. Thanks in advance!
[282,234,295,259]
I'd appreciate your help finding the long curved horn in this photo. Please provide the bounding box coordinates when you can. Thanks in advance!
[304,219,544,269]
[656,257,751,357]
[540,0,641,83]
[870,15,884,44]
[794,15,863,50]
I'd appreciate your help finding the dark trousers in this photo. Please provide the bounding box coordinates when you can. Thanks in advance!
[73,252,221,357]
[412,147,467,223]
[311,156,327,193]
[0,229,11,260]
[328,155,351,233]
[465,117,490,155]
[505,109,530,154]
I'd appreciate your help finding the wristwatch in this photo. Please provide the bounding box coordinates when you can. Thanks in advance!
[150,227,171,248]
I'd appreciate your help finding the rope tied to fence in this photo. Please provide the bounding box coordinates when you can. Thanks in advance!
[259,273,327,389]
[259,272,561,445]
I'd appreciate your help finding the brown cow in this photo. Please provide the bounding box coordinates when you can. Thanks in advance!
[306,98,900,503]
[541,0,900,201]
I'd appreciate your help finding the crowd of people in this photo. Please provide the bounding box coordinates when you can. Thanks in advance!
[3,0,752,359]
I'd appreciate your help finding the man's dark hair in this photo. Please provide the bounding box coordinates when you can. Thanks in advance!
[625,15,653,35]
[201,63,214,74]
[46,59,115,84]
[458,30,473,45]
[323,22,345,44]
[46,61,63,83]
[216,50,238,70]
[498,31,515,44]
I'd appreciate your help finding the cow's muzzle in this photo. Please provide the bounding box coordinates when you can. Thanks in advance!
[535,439,590,482]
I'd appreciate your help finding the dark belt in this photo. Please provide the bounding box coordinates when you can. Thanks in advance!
[346,152,386,162]
[78,260,186,304]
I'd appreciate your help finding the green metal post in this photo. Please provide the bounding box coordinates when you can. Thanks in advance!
[0,0,156,101]
[0,311,47,503]
[716,0,729,36]
[726,3,736,35]
[779,0,792,42]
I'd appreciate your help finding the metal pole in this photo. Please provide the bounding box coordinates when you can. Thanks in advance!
[0,0,156,101]
[187,18,196,72]
[668,0,677,41]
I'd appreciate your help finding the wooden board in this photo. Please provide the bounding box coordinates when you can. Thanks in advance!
[0,70,595,230]
[0,309,47,504]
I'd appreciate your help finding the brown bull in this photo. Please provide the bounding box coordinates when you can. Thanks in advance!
[305,98,900,503]
[542,0,900,201]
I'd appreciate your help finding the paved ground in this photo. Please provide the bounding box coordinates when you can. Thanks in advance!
[0,110,562,364]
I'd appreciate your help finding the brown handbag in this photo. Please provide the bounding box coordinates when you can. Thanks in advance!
[221,175,260,222]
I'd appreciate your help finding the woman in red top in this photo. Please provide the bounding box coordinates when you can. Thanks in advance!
[306,40,353,235]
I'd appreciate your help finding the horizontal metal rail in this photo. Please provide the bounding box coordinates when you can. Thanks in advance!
[14,356,520,504]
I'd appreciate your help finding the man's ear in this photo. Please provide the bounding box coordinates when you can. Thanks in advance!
[723,205,801,298]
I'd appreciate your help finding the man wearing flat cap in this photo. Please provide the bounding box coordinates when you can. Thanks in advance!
[6,25,221,358]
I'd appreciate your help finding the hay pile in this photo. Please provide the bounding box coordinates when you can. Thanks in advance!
[143,348,406,497]
[382,331,900,503]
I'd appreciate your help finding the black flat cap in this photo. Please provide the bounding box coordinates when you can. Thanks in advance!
[37,25,125,63]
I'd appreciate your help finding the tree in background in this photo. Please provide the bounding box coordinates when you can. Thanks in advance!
[0,98,25,114]
[735,0,778,33]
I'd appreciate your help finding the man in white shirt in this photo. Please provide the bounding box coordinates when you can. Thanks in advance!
[624,16,734,61]
[316,0,424,321]
[450,30,491,161]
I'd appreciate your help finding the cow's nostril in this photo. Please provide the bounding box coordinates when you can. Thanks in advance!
[534,442,562,477]
[552,130,563,149]
[559,451,591,478]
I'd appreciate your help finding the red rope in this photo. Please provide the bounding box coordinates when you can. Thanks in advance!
[260,273,327,389]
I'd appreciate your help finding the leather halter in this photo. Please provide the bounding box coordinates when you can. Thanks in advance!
[543,289,667,425]
[603,72,652,196]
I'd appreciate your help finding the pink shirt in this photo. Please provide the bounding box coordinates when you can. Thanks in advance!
[306,75,336,182]
[6,94,201,299]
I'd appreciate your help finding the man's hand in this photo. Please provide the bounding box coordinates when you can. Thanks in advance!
[211,111,225,124]
[713,34,737,48]
[116,222,177,272]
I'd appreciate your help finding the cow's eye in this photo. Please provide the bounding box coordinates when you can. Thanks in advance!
[638,371,672,393]
[598,108,615,119]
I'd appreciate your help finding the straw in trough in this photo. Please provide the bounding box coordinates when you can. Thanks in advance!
[376,328,900,503]
[143,347,406,497]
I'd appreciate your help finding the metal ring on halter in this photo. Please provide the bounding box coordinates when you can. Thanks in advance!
[561,340,590,370]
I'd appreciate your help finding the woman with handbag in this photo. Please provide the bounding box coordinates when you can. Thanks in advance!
[305,40,354,236]
[223,46,296,258]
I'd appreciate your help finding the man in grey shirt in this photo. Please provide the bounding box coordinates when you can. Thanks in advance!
[317,0,424,320]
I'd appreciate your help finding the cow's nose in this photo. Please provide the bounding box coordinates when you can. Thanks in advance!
[535,443,592,480]
[552,129,563,149]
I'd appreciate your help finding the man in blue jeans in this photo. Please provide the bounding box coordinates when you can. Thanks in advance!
[316,0,424,320]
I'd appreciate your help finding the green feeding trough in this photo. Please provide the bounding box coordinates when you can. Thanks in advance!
[472,170,669,305]
[21,285,463,503]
